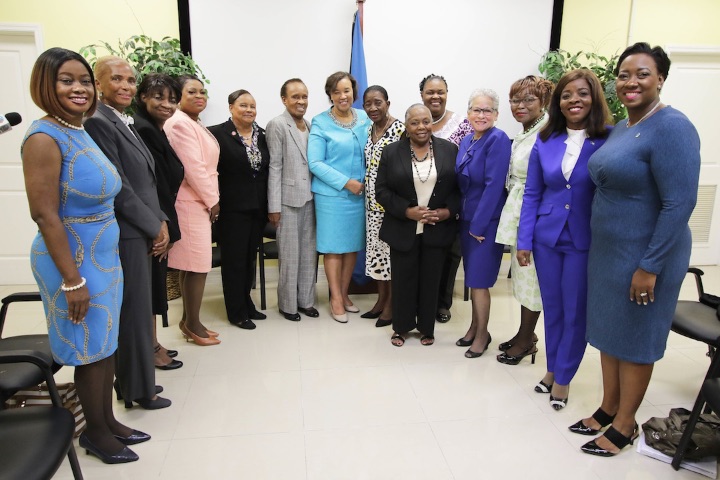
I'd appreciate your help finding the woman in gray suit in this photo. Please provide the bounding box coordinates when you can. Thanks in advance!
[85,56,171,410]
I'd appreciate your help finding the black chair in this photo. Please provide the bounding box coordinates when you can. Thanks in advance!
[669,267,720,469]
[0,292,59,406]
[258,222,278,311]
[0,349,83,480]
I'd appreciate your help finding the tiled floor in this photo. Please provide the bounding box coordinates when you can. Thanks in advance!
[3,261,718,479]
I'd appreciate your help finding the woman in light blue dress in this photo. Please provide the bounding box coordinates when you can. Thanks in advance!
[22,48,145,464]
[308,72,370,323]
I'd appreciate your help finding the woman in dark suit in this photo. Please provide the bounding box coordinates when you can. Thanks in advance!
[133,73,184,370]
[85,56,170,410]
[516,69,611,409]
[209,90,270,330]
[376,104,460,346]
[454,89,511,358]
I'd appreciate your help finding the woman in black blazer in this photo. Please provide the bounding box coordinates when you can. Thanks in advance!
[208,90,270,330]
[375,104,460,346]
[133,73,185,371]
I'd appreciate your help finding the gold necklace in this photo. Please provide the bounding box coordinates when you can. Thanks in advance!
[372,116,392,143]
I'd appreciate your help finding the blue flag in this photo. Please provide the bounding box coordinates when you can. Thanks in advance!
[350,10,367,109]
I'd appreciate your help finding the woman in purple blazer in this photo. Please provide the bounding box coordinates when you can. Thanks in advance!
[516,69,611,409]
[454,89,511,358]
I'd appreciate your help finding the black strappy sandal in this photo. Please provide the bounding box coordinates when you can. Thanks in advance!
[569,408,616,436]
[581,423,639,457]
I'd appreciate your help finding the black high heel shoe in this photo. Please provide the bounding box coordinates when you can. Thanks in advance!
[534,380,553,394]
[581,423,639,457]
[455,336,474,347]
[465,335,492,358]
[549,394,568,410]
[114,379,163,401]
[496,344,538,365]
[569,408,616,436]
[498,334,539,352]
[79,432,139,464]
[124,395,171,410]
[114,429,151,445]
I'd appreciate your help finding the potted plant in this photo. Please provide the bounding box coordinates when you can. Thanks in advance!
[80,35,209,112]
[538,50,626,124]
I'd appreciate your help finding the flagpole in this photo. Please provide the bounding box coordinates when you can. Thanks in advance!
[356,0,365,36]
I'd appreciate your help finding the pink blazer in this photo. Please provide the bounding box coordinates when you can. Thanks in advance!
[164,110,220,209]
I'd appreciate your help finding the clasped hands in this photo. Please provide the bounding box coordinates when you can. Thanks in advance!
[406,206,449,225]
[151,221,171,260]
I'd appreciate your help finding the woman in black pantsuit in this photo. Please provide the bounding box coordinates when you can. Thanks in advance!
[208,90,270,330]
[375,104,460,346]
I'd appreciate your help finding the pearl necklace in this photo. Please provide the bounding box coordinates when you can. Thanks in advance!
[626,100,662,128]
[432,110,447,125]
[53,115,84,130]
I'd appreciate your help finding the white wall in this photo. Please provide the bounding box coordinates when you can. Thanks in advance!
[189,0,554,134]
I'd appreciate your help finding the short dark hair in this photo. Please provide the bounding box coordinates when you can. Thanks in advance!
[324,71,358,102]
[228,89,252,105]
[177,74,203,90]
[280,78,305,98]
[363,85,389,102]
[509,75,554,110]
[419,74,447,93]
[136,73,181,112]
[615,42,671,79]
[540,68,611,141]
[30,47,97,118]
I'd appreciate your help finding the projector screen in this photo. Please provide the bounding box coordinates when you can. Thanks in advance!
[189,0,555,134]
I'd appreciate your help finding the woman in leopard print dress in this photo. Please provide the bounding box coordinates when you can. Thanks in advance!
[362,86,405,327]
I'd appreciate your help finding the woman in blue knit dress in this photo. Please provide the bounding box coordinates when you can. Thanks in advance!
[572,43,701,457]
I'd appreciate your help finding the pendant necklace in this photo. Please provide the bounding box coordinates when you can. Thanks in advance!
[626,100,662,128]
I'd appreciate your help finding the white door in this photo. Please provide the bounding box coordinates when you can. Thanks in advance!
[662,47,720,266]
[0,26,43,284]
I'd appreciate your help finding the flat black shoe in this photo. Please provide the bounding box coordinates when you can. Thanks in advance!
[496,344,538,365]
[534,380,553,394]
[79,433,139,464]
[436,312,451,323]
[298,306,319,318]
[375,318,392,328]
[361,310,382,319]
[569,408,616,436]
[249,310,267,320]
[279,309,301,321]
[236,319,256,330]
[420,335,435,346]
[114,429,151,445]
[125,395,171,410]
[456,337,474,347]
[550,394,568,410]
[156,359,183,370]
[166,349,179,358]
[114,380,163,400]
[581,424,638,457]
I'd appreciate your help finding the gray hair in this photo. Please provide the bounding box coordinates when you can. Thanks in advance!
[405,103,431,121]
[467,88,499,111]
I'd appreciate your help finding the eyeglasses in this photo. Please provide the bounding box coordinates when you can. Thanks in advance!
[469,107,496,116]
[510,96,539,106]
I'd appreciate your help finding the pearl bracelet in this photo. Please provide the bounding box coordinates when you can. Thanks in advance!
[61,277,86,292]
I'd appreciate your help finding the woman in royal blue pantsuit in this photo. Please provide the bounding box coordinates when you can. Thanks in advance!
[454,89,511,358]
[517,69,611,409]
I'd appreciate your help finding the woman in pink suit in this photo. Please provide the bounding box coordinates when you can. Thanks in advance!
[164,75,221,346]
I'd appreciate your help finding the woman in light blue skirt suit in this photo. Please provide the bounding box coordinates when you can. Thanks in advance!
[308,72,370,322]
